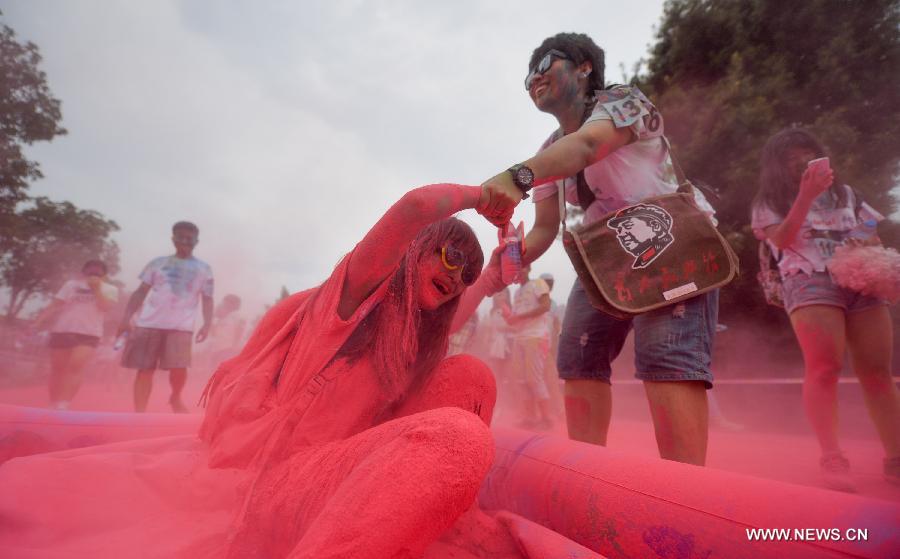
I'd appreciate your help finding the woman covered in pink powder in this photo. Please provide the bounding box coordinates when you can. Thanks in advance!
[0,183,597,558]
[751,128,900,491]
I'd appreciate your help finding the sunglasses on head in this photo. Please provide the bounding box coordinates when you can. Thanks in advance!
[440,245,478,286]
[524,49,571,91]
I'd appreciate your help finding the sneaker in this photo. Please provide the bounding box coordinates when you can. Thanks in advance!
[885,456,900,485]
[820,451,856,493]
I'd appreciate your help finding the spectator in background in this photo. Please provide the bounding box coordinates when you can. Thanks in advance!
[506,264,553,429]
[483,288,513,419]
[204,294,247,368]
[539,272,565,419]
[35,260,118,410]
[752,128,899,490]
[117,221,214,413]
[448,311,479,356]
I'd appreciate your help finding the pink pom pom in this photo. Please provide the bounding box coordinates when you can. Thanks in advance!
[827,245,900,303]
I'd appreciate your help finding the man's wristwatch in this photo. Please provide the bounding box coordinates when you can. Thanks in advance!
[507,164,535,199]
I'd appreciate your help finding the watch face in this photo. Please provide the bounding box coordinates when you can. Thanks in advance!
[516,166,534,187]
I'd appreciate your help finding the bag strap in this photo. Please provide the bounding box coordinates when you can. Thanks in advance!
[558,177,568,233]
[847,185,864,217]
[758,240,779,272]
[661,136,693,195]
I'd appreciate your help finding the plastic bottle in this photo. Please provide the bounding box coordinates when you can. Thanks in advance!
[846,219,877,242]
[500,222,525,284]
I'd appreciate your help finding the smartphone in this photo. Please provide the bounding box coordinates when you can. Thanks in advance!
[807,157,830,173]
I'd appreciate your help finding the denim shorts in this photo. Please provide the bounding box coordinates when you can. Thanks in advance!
[782,271,886,315]
[556,281,717,387]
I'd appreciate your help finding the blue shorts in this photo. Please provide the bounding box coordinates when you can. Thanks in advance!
[556,281,717,388]
[782,271,886,315]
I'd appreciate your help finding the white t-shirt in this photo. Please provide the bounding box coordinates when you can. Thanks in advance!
[51,279,118,338]
[512,279,551,339]
[134,256,214,332]
[751,185,884,278]
[531,86,715,224]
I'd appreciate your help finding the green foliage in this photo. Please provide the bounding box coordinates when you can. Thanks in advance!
[640,0,900,323]
[2,197,119,319]
[0,18,66,215]
[0,15,120,320]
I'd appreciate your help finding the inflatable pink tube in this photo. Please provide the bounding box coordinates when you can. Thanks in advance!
[0,404,199,463]
[3,406,897,558]
[480,429,900,559]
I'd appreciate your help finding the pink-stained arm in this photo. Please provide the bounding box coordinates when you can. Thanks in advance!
[479,119,632,227]
[339,184,484,320]
[522,195,562,267]
[450,244,506,333]
[764,166,834,249]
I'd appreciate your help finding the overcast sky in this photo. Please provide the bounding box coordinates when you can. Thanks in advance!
[4,0,667,316]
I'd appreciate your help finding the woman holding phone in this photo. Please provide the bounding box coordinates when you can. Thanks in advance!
[752,128,899,491]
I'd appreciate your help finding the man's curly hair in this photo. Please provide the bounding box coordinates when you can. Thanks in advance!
[529,32,605,93]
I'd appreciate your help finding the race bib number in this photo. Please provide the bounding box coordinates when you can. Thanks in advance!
[596,86,663,138]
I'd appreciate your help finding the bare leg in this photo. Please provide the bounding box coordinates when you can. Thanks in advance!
[643,380,708,465]
[564,379,612,445]
[47,348,71,407]
[846,306,900,458]
[790,305,847,455]
[133,369,154,412]
[168,368,188,413]
[58,345,95,403]
[520,338,552,426]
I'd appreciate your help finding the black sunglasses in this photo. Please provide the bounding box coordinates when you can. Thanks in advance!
[440,245,478,286]
[524,49,571,90]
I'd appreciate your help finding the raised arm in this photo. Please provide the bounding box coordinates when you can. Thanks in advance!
[522,195,562,267]
[450,244,507,333]
[764,165,834,249]
[479,120,632,226]
[86,277,117,312]
[524,120,632,188]
[339,184,485,320]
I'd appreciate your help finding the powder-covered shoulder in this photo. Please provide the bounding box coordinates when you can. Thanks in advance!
[310,248,392,328]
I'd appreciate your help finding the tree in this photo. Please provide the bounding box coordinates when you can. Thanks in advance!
[0,15,66,220]
[1,197,119,319]
[639,0,900,323]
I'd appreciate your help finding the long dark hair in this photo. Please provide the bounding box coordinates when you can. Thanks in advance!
[754,127,847,217]
[338,217,484,400]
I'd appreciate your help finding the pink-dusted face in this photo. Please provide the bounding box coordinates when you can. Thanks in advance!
[415,250,467,311]
[528,56,580,112]
[528,51,590,114]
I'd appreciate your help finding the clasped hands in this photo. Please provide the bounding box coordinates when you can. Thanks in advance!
[477,170,525,227]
